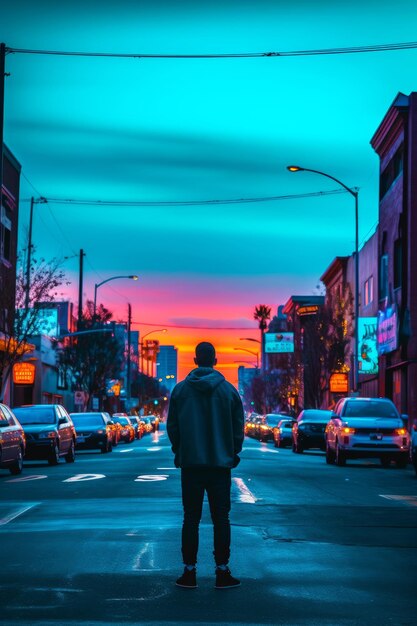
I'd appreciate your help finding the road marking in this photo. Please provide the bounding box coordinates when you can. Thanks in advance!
[135,474,168,482]
[146,447,162,451]
[0,503,38,526]
[380,494,417,507]
[157,467,176,470]
[132,542,161,571]
[232,477,257,503]
[6,474,47,483]
[63,473,106,482]
[118,449,134,453]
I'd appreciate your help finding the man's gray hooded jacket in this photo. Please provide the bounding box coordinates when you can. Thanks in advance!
[167,367,244,469]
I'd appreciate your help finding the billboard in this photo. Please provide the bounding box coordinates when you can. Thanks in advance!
[358,317,378,375]
[265,332,294,353]
[377,306,398,355]
[329,372,348,393]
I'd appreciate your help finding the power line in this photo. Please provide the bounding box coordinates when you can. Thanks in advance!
[132,320,257,330]
[25,188,349,208]
[6,41,417,59]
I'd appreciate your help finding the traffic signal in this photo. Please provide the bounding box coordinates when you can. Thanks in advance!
[154,399,159,405]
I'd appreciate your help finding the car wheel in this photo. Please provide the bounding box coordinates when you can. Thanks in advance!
[325,442,335,465]
[335,442,346,466]
[65,441,75,463]
[48,442,60,465]
[274,437,278,448]
[9,447,24,475]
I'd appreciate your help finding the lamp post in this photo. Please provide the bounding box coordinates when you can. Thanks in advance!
[233,347,260,369]
[93,274,138,316]
[287,165,359,391]
[140,329,167,375]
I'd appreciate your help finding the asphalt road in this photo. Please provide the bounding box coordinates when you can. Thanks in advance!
[1,424,417,626]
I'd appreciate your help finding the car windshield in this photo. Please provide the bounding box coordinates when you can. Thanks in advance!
[343,401,399,418]
[13,406,56,425]
[265,415,282,426]
[114,417,129,425]
[71,414,104,427]
[300,411,332,421]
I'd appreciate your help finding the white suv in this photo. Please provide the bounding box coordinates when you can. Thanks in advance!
[325,397,409,468]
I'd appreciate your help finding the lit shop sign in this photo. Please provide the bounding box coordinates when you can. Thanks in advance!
[265,332,294,353]
[13,362,36,385]
[358,317,378,375]
[377,306,398,355]
[329,372,348,393]
[297,305,319,316]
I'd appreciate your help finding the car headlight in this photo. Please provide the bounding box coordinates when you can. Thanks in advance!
[395,428,407,436]
[39,431,56,439]
[342,427,355,435]
[97,429,104,434]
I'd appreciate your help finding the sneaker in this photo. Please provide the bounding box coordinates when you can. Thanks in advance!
[215,566,240,589]
[176,567,197,588]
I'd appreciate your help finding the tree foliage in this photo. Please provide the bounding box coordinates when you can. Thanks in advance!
[57,300,124,409]
[0,247,68,400]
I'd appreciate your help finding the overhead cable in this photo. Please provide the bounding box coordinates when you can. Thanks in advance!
[6,41,417,59]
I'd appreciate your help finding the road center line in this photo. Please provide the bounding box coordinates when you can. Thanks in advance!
[232,477,257,503]
[0,503,38,526]
[380,494,417,507]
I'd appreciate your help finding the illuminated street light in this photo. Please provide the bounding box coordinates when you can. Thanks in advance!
[140,328,167,376]
[287,165,359,392]
[93,274,138,316]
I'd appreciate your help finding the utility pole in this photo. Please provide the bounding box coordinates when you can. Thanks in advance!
[0,44,7,231]
[127,303,132,405]
[78,249,85,327]
[24,197,35,310]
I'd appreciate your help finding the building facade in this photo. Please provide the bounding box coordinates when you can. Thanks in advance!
[156,345,178,394]
[371,92,417,425]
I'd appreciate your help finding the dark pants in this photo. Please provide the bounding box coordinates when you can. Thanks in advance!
[181,467,231,567]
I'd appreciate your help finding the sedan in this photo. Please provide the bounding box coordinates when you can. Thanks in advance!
[70,412,114,453]
[112,415,135,443]
[292,409,332,454]
[257,414,287,442]
[128,416,143,439]
[273,419,295,448]
[0,403,26,475]
[13,404,76,465]
[325,397,410,467]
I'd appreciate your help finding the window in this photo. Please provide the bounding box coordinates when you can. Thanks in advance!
[394,239,402,289]
[379,254,389,300]
[364,276,374,307]
[0,207,12,262]
[380,144,404,200]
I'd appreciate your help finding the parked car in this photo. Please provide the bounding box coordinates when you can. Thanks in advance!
[325,397,410,467]
[256,414,287,442]
[128,416,143,439]
[13,404,76,465]
[244,414,259,437]
[292,409,332,453]
[273,418,296,448]
[411,424,417,476]
[0,403,26,475]
[141,417,153,434]
[102,411,120,446]
[70,412,114,453]
[112,415,135,443]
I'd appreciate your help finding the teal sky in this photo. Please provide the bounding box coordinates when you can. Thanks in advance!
[2,0,417,379]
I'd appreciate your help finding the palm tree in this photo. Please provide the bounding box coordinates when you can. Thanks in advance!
[253,304,271,372]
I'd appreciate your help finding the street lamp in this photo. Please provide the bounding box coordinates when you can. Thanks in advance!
[287,165,359,391]
[93,275,138,316]
[239,337,261,344]
[233,347,260,369]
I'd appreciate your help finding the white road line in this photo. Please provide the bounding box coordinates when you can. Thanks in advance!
[118,449,134,453]
[0,503,38,526]
[232,477,257,503]
[6,474,47,483]
[380,494,417,507]
[146,447,161,451]
[156,467,176,470]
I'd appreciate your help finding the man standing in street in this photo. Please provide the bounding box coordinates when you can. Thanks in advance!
[167,341,245,589]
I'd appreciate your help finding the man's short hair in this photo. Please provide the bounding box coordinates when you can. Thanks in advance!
[195,342,216,367]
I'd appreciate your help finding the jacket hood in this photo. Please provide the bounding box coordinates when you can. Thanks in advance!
[185,367,225,393]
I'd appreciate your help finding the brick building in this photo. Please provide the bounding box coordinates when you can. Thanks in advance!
[371,92,417,425]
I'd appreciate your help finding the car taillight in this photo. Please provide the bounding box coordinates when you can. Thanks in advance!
[342,427,355,435]
[395,428,407,436]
